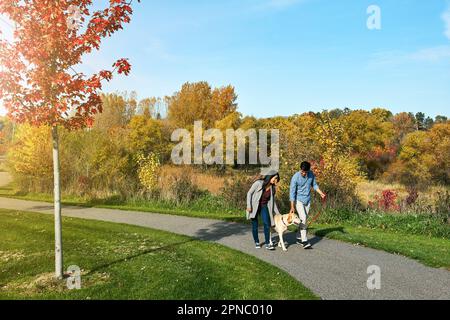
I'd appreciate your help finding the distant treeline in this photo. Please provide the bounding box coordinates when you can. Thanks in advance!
[0,81,448,203]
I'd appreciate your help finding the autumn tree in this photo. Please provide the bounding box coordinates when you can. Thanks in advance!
[386,121,450,186]
[0,0,139,279]
[337,109,394,179]
[214,111,242,131]
[93,92,137,132]
[428,122,450,183]
[7,124,53,191]
[340,109,394,157]
[168,81,238,128]
[127,115,171,161]
[211,84,238,122]
[435,115,448,124]
[385,130,432,186]
[138,97,155,118]
[261,113,320,209]
[391,112,416,145]
[415,112,426,131]
[275,113,320,175]
[314,112,363,205]
[371,108,393,122]
[0,116,14,153]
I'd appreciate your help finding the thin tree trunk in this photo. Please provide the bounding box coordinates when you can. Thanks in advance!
[51,125,63,279]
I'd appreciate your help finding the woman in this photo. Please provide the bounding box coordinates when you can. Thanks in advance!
[246,170,281,250]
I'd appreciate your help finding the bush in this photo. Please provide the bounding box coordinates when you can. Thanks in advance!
[158,166,203,205]
[87,128,140,199]
[368,189,400,212]
[434,190,450,224]
[315,186,450,239]
[220,173,253,210]
[136,152,161,193]
[405,187,419,207]
[6,124,53,193]
[317,207,450,239]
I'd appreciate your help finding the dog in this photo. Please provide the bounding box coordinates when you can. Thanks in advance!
[269,212,301,251]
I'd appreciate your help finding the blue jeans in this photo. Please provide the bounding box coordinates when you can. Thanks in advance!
[252,205,271,245]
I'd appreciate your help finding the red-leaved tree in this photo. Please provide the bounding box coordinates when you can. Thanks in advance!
[0,0,139,279]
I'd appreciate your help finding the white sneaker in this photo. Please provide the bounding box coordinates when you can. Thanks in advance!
[301,241,312,249]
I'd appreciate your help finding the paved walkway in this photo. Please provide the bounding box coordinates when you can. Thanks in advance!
[0,196,449,300]
[0,157,449,300]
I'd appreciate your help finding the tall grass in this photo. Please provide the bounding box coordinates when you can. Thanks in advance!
[314,205,450,239]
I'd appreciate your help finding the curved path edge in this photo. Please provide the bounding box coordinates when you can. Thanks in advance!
[0,196,449,300]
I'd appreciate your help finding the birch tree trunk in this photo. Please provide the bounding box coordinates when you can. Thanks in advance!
[51,125,63,279]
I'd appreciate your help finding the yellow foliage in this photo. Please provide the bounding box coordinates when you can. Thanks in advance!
[314,113,364,202]
[7,124,52,178]
[215,111,242,130]
[167,82,237,129]
[386,121,450,186]
[136,153,161,192]
[340,110,394,156]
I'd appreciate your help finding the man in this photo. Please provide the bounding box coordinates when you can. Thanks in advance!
[289,161,326,249]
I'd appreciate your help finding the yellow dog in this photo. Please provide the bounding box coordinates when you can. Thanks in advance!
[269,212,301,252]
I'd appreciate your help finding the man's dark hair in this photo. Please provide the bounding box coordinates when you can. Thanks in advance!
[300,161,311,172]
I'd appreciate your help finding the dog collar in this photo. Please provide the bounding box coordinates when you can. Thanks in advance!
[281,216,288,226]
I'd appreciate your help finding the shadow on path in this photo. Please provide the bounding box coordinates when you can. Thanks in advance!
[26,204,89,211]
[193,221,341,248]
[194,221,250,242]
[313,226,346,238]
[271,231,323,248]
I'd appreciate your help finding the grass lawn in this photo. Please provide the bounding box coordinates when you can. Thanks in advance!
[0,209,318,300]
[1,183,449,271]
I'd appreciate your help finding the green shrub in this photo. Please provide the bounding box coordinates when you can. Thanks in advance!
[317,207,450,239]
[433,190,450,224]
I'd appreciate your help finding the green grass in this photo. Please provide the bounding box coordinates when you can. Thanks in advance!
[0,209,317,300]
[317,207,449,239]
[1,182,449,271]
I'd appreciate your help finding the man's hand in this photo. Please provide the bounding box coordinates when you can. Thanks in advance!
[290,201,295,214]
[318,189,326,200]
[246,208,252,213]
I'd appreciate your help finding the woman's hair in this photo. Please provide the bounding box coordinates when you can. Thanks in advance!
[261,172,280,190]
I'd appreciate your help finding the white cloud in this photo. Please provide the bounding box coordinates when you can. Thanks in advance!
[442,5,450,40]
[368,46,450,67]
[368,50,405,67]
[368,4,450,68]
[410,45,450,62]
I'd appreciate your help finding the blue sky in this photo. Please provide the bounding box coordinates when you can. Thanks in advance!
[1,0,450,118]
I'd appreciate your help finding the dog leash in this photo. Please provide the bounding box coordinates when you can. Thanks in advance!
[307,195,327,228]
